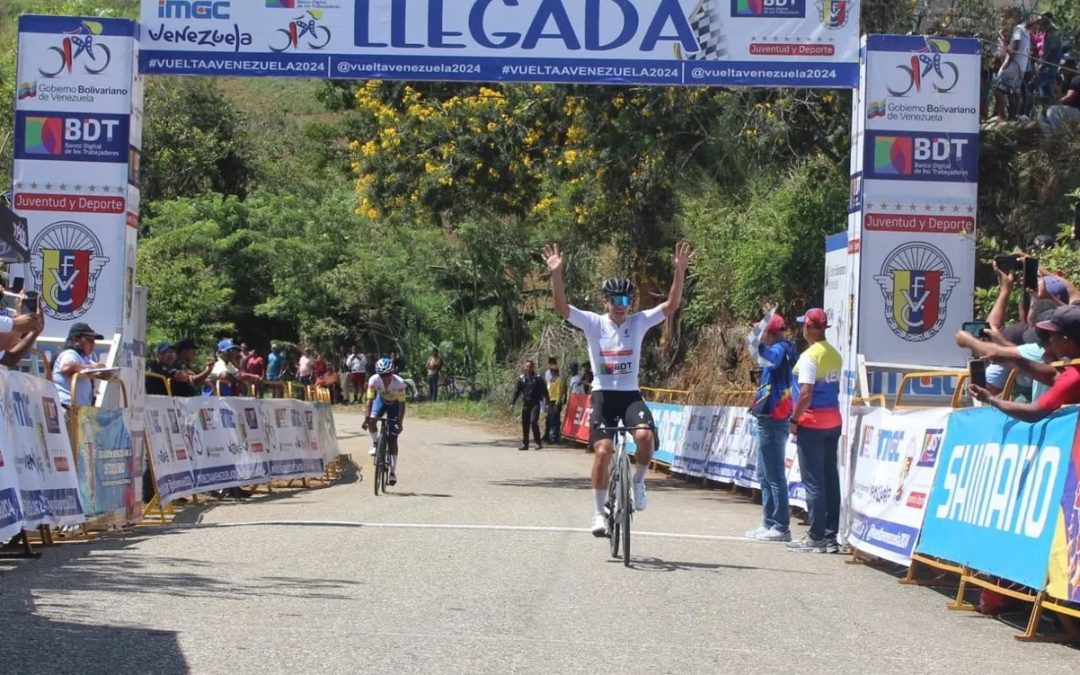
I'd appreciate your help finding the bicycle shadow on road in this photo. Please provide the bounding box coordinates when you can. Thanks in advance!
[612,556,822,575]
[491,476,701,492]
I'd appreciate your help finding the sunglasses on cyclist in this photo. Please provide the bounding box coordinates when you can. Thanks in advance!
[608,295,632,308]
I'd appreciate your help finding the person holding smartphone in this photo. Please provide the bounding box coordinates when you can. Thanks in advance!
[0,291,44,368]
[971,305,1080,421]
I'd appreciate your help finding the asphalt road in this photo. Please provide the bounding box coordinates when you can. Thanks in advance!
[1,410,1077,674]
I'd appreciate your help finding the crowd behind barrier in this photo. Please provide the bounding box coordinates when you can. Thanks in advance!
[0,364,342,548]
[564,379,1080,638]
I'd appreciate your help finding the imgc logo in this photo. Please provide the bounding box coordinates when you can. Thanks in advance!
[38,21,111,78]
[30,221,111,321]
[158,0,231,19]
[874,243,959,342]
[731,0,805,18]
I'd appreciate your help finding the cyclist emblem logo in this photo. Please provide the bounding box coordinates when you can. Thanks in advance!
[873,243,959,342]
[30,221,110,321]
[816,0,849,29]
[885,39,958,97]
[270,10,331,52]
[38,21,112,78]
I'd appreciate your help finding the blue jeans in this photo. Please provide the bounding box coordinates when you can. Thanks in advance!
[796,425,841,541]
[755,417,790,531]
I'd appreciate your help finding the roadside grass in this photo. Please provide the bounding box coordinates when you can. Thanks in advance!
[411,399,512,424]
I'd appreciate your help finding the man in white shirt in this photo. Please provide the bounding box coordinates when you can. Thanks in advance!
[345,346,367,404]
[542,241,694,536]
[994,6,1032,121]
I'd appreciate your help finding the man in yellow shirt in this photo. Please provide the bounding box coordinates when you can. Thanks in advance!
[545,363,567,444]
[788,308,844,554]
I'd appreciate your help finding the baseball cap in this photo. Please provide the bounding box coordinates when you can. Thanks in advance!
[1043,275,1070,304]
[763,314,787,334]
[155,341,174,355]
[217,338,239,352]
[796,308,829,329]
[1036,305,1080,340]
[68,322,104,339]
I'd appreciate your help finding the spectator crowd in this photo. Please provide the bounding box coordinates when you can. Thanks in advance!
[509,356,592,451]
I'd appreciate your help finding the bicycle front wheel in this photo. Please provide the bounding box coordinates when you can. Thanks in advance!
[619,454,631,566]
[607,468,620,558]
[374,432,386,496]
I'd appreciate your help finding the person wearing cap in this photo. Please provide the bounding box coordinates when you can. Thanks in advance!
[52,323,109,408]
[208,339,261,397]
[957,306,1055,401]
[172,338,214,397]
[746,313,797,542]
[972,305,1080,420]
[787,308,843,554]
[146,342,177,396]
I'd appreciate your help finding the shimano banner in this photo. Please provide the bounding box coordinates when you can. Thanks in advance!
[139,0,859,87]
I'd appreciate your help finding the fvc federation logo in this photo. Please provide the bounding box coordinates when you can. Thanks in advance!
[816,0,848,28]
[30,221,111,321]
[731,0,805,18]
[874,243,959,343]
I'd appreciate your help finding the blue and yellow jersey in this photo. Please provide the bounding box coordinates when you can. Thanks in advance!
[367,374,407,404]
[793,341,843,429]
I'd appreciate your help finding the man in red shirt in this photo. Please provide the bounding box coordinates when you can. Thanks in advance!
[246,347,266,379]
[971,304,1080,420]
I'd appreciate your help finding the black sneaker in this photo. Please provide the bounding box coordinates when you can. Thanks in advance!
[519,444,529,451]
[787,536,828,553]
[825,538,840,554]
[387,473,397,486]
[535,442,543,450]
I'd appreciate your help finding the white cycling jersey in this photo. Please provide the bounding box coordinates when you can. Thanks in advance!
[567,305,666,392]
[366,373,407,403]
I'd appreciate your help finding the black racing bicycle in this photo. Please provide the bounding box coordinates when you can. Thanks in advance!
[601,422,634,567]
[370,413,398,496]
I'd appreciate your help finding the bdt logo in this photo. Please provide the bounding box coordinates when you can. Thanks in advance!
[23,116,122,156]
[873,243,959,343]
[732,0,805,18]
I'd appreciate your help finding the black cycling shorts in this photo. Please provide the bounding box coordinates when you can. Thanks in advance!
[589,389,655,446]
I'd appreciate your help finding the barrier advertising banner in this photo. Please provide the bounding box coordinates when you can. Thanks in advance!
[854,35,980,367]
[314,402,342,462]
[704,408,755,483]
[848,407,950,565]
[671,405,717,478]
[1,371,84,528]
[144,395,198,505]
[13,16,141,341]
[1047,431,1080,603]
[562,393,592,444]
[918,407,1076,590]
[75,407,142,522]
[139,0,859,87]
[627,401,684,465]
[262,399,325,479]
[222,398,272,483]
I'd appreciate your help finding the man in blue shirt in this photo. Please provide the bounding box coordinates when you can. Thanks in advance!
[266,343,283,382]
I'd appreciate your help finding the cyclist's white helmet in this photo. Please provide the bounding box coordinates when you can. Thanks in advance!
[375,357,394,374]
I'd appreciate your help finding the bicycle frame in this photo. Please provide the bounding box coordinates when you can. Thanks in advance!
[600,423,633,567]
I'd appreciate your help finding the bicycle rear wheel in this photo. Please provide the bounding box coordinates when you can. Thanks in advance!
[619,454,631,566]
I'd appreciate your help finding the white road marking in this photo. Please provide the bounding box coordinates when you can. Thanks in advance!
[175,519,767,543]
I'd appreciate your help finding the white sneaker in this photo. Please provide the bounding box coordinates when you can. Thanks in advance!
[745,525,770,539]
[368,445,377,457]
[756,527,792,542]
[632,481,648,511]
[590,514,608,538]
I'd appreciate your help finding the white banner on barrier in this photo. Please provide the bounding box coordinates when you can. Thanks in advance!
[672,405,716,478]
[314,402,341,462]
[262,399,324,479]
[223,398,271,483]
[848,407,950,565]
[144,395,197,504]
[2,371,84,527]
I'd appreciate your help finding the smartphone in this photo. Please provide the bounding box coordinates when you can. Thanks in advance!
[994,254,1021,274]
[962,321,990,339]
[1023,256,1040,293]
[10,277,24,294]
[969,358,988,389]
[22,290,38,315]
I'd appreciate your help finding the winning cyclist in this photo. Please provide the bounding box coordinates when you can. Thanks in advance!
[541,241,694,536]
[364,357,407,486]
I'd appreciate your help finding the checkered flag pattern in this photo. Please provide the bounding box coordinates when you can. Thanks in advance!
[686,0,728,61]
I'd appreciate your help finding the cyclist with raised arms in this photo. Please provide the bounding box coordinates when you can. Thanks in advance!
[542,242,694,536]
[364,357,407,486]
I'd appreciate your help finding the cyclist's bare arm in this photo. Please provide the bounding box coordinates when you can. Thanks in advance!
[542,243,570,320]
[658,242,695,318]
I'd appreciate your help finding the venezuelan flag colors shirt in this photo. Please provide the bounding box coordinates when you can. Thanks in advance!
[793,340,843,430]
